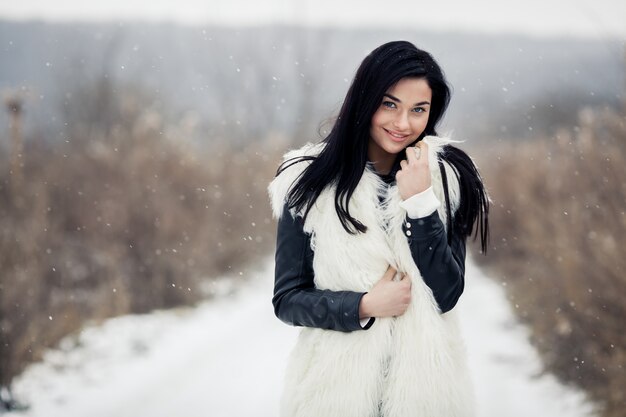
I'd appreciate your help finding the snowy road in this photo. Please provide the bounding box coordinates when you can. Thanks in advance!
[7,258,592,417]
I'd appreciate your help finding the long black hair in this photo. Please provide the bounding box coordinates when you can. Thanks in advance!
[277,40,489,251]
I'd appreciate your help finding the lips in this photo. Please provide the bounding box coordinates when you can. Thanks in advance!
[383,128,410,142]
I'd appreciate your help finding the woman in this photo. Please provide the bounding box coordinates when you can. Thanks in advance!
[268,41,489,417]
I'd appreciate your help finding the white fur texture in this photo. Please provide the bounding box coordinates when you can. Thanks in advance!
[268,136,475,417]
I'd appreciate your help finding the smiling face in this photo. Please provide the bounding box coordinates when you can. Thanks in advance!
[368,77,432,174]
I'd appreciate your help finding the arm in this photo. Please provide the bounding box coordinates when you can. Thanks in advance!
[272,204,374,332]
[399,187,466,313]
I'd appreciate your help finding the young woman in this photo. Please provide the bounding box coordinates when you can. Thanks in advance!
[268,40,489,417]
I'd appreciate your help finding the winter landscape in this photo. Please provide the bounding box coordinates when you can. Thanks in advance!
[6,259,592,417]
[1,1,625,416]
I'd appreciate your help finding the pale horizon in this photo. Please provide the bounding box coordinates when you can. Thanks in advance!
[0,0,625,40]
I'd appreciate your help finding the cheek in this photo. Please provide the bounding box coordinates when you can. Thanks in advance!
[412,115,430,133]
[370,109,386,128]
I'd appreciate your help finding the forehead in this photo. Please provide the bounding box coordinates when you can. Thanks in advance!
[386,77,432,102]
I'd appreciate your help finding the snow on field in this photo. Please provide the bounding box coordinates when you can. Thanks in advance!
[6,258,593,417]
[460,260,594,417]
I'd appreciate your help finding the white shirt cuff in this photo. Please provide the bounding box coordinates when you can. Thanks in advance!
[360,317,373,328]
[399,186,441,219]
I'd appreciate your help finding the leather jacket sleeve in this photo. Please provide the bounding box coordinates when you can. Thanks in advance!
[272,204,370,332]
[272,204,466,331]
[403,211,466,313]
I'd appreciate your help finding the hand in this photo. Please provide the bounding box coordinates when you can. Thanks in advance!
[395,141,431,201]
[359,266,412,319]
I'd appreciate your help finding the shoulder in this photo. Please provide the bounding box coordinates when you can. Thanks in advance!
[267,142,325,220]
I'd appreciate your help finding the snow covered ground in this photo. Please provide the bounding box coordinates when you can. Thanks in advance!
[6,257,594,417]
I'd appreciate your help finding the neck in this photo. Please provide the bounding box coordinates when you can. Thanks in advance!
[367,151,395,175]
[370,160,392,176]
[367,141,397,175]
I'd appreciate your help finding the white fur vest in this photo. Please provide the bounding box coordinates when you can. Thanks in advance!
[268,136,475,417]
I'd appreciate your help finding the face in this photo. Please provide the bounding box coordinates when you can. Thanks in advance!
[368,77,432,172]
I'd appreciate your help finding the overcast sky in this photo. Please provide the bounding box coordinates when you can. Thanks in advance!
[0,0,625,39]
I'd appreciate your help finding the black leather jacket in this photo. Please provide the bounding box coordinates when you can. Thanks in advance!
[272,177,466,333]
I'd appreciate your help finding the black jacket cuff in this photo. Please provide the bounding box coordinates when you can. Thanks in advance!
[402,210,444,240]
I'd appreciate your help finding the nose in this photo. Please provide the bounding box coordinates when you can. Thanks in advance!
[392,111,410,131]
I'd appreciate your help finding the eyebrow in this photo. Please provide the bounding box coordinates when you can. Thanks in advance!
[383,93,431,106]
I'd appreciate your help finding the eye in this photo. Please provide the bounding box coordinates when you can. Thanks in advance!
[382,101,396,109]
[412,107,427,113]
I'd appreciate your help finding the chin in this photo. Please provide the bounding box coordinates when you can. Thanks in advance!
[385,138,415,154]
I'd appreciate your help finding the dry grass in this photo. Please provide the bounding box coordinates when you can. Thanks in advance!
[0,83,284,391]
[474,107,626,416]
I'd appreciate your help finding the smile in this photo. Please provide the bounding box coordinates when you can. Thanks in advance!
[383,128,410,142]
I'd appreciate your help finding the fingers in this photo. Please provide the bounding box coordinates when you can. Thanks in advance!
[384,265,397,281]
[405,146,417,165]
[398,275,412,313]
[371,269,413,317]
[399,273,411,288]
[404,141,429,167]
[416,141,428,163]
